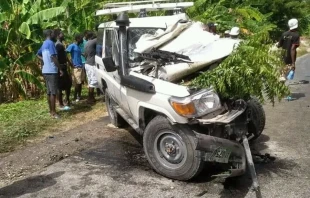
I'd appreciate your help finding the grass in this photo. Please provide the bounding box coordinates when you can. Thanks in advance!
[0,87,106,153]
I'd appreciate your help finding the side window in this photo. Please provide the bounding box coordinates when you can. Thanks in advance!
[105,29,119,66]
[105,29,113,58]
[96,28,104,57]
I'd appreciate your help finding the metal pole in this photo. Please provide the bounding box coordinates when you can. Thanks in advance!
[242,136,262,198]
[115,12,130,76]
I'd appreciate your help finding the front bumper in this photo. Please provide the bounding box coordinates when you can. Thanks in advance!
[193,103,248,177]
[195,132,246,177]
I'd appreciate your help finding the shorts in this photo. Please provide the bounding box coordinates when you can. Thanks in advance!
[85,64,98,88]
[43,74,58,95]
[58,71,72,91]
[73,67,85,85]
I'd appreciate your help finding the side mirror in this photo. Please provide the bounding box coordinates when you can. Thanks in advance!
[102,57,117,72]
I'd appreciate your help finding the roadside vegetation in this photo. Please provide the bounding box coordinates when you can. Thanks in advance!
[0,87,105,153]
[0,0,310,152]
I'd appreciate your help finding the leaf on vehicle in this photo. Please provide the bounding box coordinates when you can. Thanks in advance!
[191,31,290,104]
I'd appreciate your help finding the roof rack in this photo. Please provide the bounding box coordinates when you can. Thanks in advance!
[96,1,194,16]
[104,0,169,8]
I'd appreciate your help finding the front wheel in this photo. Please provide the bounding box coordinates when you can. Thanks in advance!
[143,116,204,181]
[247,97,266,141]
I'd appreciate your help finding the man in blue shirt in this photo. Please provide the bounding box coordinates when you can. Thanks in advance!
[36,29,63,119]
[66,33,84,102]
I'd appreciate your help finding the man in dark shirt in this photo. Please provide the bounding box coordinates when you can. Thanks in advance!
[55,30,73,108]
[205,22,217,35]
[84,31,98,104]
[278,18,300,80]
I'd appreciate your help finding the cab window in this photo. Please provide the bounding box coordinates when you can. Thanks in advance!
[96,28,104,57]
[104,28,119,66]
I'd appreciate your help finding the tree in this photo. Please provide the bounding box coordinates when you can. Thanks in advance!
[0,0,309,103]
[0,0,66,101]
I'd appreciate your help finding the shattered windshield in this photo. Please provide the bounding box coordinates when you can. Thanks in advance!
[128,28,164,64]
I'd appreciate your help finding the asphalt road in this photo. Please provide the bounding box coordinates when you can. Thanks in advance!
[1,55,310,198]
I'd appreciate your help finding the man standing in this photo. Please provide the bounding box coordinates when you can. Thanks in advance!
[55,30,72,108]
[206,22,218,35]
[224,30,230,38]
[229,27,240,39]
[95,24,103,96]
[80,30,89,84]
[277,18,300,80]
[84,31,98,104]
[37,29,63,119]
[66,33,84,102]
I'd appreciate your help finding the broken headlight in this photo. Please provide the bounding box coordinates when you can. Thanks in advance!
[169,89,221,118]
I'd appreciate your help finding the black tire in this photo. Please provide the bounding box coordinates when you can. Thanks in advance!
[105,88,126,128]
[143,115,204,181]
[247,97,266,141]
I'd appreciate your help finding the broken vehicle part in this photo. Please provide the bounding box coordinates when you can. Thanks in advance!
[195,133,246,177]
[243,136,262,198]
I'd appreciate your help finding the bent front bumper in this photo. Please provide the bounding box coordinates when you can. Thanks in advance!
[195,132,246,177]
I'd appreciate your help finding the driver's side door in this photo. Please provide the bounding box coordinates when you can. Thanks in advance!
[104,28,130,114]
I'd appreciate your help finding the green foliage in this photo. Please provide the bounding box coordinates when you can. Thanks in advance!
[0,88,103,152]
[0,0,310,103]
[191,31,290,104]
[0,99,51,152]
[253,0,310,39]
[0,0,67,102]
[187,0,310,39]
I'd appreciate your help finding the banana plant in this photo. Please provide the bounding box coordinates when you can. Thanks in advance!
[0,0,66,101]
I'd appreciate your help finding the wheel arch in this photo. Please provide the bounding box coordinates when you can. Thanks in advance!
[138,105,176,132]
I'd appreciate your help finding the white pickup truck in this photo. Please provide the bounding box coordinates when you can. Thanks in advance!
[94,2,265,195]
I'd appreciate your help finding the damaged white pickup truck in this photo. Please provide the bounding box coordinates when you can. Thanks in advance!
[94,1,265,196]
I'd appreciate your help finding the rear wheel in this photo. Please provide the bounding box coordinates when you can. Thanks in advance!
[143,115,204,181]
[105,88,126,128]
[247,97,266,141]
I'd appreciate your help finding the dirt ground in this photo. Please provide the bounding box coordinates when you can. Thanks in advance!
[1,55,310,198]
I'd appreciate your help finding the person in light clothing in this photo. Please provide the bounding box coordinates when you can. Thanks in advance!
[36,29,63,119]
[84,31,98,104]
[229,27,240,39]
